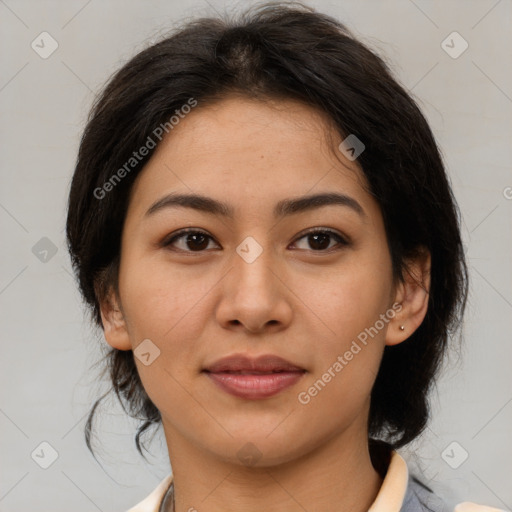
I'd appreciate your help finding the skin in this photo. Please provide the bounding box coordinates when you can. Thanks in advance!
[100,96,431,512]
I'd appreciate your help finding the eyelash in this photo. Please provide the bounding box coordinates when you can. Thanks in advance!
[161,227,349,254]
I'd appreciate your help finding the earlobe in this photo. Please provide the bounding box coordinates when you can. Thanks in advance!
[386,248,431,347]
[99,291,132,351]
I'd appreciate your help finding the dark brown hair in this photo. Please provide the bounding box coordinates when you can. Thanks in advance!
[66,1,468,459]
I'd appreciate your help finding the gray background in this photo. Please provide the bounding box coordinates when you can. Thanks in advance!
[1,0,511,510]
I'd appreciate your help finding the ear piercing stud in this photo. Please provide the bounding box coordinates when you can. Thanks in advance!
[399,325,405,331]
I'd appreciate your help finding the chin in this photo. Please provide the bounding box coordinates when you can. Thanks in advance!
[201,427,315,469]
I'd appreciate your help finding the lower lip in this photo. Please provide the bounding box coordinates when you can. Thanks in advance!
[204,371,305,399]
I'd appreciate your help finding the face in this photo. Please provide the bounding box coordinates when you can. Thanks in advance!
[102,96,413,468]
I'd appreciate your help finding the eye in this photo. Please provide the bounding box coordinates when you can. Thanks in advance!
[290,228,348,252]
[161,227,349,254]
[162,229,219,252]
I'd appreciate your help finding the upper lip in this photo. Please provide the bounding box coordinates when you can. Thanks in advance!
[203,354,305,373]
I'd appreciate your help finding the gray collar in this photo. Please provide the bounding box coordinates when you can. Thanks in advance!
[400,474,448,512]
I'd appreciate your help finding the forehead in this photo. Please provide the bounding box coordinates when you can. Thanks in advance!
[127,96,373,219]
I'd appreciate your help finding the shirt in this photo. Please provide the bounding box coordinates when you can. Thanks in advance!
[126,451,503,512]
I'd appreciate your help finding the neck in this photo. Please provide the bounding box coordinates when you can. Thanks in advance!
[163,424,384,512]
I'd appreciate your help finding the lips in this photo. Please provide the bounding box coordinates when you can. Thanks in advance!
[203,354,306,399]
[204,354,305,373]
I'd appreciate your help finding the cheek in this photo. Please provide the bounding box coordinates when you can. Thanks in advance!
[118,257,216,358]
[293,252,392,348]
[120,264,222,404]
[293,274,388,429]
[120,261,217,416]
[292,248,392,405]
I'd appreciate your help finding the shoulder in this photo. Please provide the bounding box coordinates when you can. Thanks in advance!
[125,475,173,512]
[454,503,507,512]
[402,474,505,512]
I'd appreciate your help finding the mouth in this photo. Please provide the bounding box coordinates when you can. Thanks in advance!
[202,354,306,400]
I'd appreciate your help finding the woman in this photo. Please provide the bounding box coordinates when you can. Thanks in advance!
[65,2,498,511]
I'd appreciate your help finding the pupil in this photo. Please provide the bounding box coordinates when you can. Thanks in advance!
[309,233,330,250]
[187,233,208,251]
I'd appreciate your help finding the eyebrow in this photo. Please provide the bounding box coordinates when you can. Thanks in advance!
[144,191,366,219]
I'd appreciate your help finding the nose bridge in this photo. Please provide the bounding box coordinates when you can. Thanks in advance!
[232,235,277,302]
[216,234,292,332]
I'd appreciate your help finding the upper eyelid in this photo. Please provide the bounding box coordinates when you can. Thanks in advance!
[293,227,347,241]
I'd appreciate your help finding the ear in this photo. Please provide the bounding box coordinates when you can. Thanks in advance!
[386,247,431,346]
[98,289,132,351]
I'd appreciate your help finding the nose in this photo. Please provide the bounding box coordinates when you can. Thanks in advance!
[215,243,293,334]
